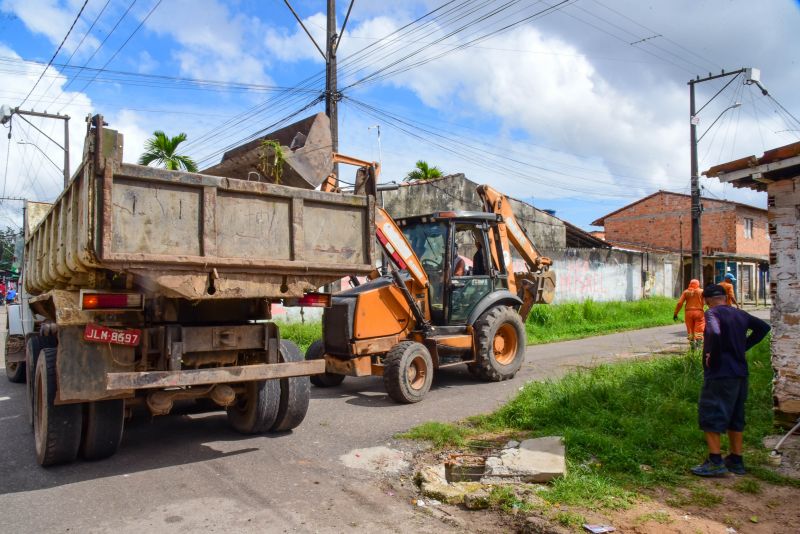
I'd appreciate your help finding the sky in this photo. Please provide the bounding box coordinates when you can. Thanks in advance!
[1,0,799,232]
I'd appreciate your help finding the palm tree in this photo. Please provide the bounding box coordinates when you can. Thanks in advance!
[405,160,443,181]
[138,131,198,172]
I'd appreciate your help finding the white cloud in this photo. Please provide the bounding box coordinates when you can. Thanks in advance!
[144,0,273,85]
[0,0,100,56]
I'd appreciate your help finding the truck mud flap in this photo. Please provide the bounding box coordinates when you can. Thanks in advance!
[106,360,325,390]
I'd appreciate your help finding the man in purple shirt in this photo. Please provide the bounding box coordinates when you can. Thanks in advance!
[691,284,770,477]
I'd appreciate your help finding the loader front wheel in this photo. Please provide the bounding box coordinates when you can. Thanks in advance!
[227,379,280,434]
[383,341,433,404]
[270,340,310,432]
[34,348,83,466]
[306,340,345,388]
[473,306,525,382]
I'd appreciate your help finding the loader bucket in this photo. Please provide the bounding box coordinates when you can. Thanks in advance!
[202,112,333,189]
[516,270,557,321]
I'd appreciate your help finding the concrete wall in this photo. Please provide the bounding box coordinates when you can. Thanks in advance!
[540,248,681,303]
[768,176,800,423]
[381,175,567,250]
[600,191,769,257]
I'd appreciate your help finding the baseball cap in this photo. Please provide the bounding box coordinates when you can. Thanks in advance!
[724,273,736,281]
[704,284,727,298]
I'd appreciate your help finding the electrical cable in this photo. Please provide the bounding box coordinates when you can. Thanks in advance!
[18,0,90,107]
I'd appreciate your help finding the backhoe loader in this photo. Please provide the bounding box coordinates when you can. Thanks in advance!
[306,157,556,403]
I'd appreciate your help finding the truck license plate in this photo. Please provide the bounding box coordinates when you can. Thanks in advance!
[84,323,141,346]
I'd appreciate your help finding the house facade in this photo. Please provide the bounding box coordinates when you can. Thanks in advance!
[591,191,769,303]
[705,141,800,424]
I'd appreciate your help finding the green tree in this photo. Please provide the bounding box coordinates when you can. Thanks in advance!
[138,131,198,172]
[405,160,443,181]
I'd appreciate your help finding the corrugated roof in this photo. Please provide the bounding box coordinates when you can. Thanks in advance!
[704,141,800,191]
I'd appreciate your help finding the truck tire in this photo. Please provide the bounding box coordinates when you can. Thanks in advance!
[271,340,310,432]
[383,341,433,404]
[473,306,526,382]
[4,313,25,382]
[227,378,280,434]
[306,340,345,388]
[33,347,83,466]
[80,400,125,460]
[25,335,57,426]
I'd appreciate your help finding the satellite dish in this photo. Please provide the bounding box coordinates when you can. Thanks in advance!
[0,105,12,125]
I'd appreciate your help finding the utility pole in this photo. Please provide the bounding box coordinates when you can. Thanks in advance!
[283,0,354,181]
[1,106,70,189]
[326,0,339,161]
[688,67,760,284]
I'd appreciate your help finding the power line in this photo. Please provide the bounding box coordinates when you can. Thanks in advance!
[18,0,90,107]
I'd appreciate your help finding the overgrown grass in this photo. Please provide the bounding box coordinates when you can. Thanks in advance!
[525,297,677,344]
[397,422,470,448]
[402,337,790,509]
[275,321,322,353]
[278,297,679,350]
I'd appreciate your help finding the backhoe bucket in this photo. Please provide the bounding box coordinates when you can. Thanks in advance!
[202,112,333,189]
[516,270,557,321]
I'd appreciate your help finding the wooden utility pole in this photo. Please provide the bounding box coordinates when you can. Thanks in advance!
[326,0,339,160]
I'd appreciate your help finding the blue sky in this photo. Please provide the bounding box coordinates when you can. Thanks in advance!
[1,0,799,231]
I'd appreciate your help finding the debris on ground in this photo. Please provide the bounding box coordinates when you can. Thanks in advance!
[340,446,410,474]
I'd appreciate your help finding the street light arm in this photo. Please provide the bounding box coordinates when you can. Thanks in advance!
[15,114,65,150]
[17,142,62,173]
[697,103,741,143]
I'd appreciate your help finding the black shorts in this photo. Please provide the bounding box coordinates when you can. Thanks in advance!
[698,377,748,433]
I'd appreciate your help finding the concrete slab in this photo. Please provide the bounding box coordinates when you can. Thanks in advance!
[484,437,565,483]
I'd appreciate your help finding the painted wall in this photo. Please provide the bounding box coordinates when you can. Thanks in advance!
[541,248,681,303]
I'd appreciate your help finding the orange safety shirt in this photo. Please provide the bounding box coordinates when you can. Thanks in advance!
[720,280,736,305]
[675,288,704,315]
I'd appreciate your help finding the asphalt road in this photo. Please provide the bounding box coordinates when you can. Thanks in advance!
[0,308,769,533]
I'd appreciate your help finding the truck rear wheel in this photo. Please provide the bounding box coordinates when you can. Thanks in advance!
[227,378,280,434]
[306,340,345,388]
[473,306,526,382]
[5,358,25,383]
[34,348,83,466]
[271,340,310,432]
[383,341,433,404]
[26,335,57,426]
[80,400,125,460]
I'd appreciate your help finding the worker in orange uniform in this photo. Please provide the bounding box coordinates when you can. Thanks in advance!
[674,279,705,350]
[720,273,739,308]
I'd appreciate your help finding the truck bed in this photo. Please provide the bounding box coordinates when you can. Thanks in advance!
[25,125,375,299]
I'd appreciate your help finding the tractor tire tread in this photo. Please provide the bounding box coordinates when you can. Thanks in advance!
[383,341,433,404]
[306,340,345,388]
[473,306,526,382]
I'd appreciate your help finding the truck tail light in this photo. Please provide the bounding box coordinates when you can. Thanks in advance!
[284,293,331,308]
[81,292,144,311]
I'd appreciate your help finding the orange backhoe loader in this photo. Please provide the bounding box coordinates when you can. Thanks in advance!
[306,156,556,403]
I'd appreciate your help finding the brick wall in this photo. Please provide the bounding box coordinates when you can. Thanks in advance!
[768,176,800,423]
[600,191,768,256]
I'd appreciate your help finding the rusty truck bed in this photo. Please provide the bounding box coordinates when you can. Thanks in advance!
[24,125,375,299]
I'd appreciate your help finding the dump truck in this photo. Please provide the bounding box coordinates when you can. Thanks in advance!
[20,113,375,466]
[307,169,556,403]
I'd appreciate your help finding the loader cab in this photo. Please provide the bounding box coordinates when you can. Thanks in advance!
[397,212,508,326]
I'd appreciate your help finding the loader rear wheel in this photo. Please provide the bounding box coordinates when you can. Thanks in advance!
[80,399,125,461]
[306,340,345,388]
[383,341,433,404]
[473,306,525,382]
[271,340,310,432]
[227,378,280,434]
[34,348,83,466]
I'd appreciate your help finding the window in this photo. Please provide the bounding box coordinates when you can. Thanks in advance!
[744,218,753,239]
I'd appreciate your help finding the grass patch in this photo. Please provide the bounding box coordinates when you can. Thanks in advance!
[552,510,586,529]
[733,478,762,494]
[636,511,672,525]
[403,337,780,509]
[525,297,677,344]
[488,486,535,514]
[278,297,679,350]
[396,422,469,448]
[276,321,322,353]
